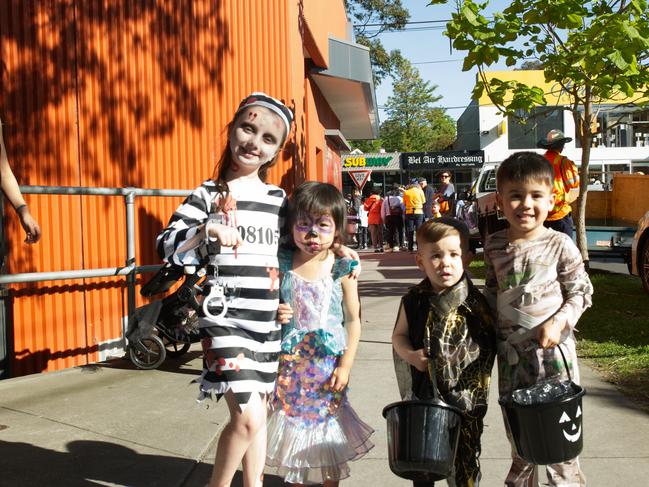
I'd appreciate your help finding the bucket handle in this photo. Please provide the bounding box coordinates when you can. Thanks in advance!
[510,342,573,393]
[423,323,442,401]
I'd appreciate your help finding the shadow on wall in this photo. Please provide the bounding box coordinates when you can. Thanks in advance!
[0,0,230,188]
[12,346,101,377]
[279,97,307,192]
[137,205,165,276]
[0,0,232,276]
[6,280,128,376]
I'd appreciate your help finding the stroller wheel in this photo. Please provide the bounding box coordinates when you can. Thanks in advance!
[129,335,166,370]
[161,335,191,358]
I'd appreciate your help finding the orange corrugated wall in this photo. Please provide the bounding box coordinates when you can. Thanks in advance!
[1,0,325,376]
[1,1,88,374]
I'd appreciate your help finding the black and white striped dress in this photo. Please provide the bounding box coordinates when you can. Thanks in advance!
[157,179,286,412]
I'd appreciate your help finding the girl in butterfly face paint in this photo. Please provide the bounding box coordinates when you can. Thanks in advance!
[267,181,374,486]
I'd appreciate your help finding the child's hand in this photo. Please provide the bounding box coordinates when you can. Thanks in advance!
[332,244,361,279]
[207,223,243,249]
[349,262,361,279]
[536,317,563,349]
[329,366,350,392]
[276,302,293,324]
[409,348,429,372]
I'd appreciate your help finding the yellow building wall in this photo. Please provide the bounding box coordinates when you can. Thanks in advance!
[479,70,648,106]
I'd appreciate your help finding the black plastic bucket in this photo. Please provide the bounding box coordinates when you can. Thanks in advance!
[499,345,586,465]
[382,398,462,482]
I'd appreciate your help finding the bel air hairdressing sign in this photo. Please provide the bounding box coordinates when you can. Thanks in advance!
[400,150,485,170]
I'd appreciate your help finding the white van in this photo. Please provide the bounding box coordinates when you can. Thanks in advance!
[455,162,501,249]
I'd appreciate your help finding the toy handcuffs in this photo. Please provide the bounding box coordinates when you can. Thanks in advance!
[203,211,229,320]
[202,283,228,320]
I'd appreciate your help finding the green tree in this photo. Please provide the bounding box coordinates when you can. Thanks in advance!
[350,139,385,153]
[431,0,649,262]
[345,0,410,84]
[380,59,456,151]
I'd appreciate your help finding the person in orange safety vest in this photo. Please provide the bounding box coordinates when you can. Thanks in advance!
[537,129,580,238]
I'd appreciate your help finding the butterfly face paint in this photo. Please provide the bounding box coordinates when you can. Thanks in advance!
[293,213,337,255]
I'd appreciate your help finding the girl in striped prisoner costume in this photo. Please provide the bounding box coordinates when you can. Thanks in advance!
[157,92,293,487]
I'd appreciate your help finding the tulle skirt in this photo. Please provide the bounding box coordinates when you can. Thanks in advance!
[266,333,374,484]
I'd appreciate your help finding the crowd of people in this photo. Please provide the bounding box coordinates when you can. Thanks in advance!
[345,170,457,253]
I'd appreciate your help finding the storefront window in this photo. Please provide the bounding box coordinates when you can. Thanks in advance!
[578,108,649,148]
[452,169,474,195]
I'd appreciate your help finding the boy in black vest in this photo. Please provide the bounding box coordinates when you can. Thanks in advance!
[392,218,496,487]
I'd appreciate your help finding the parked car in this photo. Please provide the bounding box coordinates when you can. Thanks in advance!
[631,211,649,295]
[455,162,500,250]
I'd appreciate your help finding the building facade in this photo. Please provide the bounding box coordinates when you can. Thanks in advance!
[455,70,649,182]
[341,150,485,198]
[0,1,378,377]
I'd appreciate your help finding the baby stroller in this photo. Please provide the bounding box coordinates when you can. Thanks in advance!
[126,264,205,369]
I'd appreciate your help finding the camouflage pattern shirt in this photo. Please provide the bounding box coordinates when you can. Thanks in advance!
[484,228,593,396]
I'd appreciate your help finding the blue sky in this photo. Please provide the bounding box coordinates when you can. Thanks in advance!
[373,0,512,123]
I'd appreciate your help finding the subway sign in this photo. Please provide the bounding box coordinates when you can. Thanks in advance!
[342,155,393,168]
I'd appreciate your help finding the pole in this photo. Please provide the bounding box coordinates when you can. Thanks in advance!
[125,190,136,319]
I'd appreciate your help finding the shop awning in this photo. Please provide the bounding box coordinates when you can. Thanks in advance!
[310,38,380,140]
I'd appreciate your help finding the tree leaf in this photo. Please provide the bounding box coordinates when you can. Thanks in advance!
[462,4,480,26]
[608,51,629,70]
[440,0,649,259]
[346,1,411,86]
[566,13,582,28]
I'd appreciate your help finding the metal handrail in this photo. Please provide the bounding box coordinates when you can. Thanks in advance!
[2,185,192,316]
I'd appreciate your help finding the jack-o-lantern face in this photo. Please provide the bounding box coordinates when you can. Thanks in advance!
[559,405,582,442]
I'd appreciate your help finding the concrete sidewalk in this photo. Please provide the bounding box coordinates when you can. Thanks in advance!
[0,251,647,486]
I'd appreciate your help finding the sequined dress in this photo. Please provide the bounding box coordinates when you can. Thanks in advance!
[266,251,374,484]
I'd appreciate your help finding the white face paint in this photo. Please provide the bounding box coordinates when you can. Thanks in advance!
[559,405,582,443]
[228,106,285,176]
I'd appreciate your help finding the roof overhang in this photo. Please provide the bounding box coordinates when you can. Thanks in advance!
[310,38,380,140]
[325,129,352,152]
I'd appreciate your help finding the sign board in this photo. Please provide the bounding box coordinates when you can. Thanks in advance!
[348,170,372,190]
[342,155,394,169]
[400,150,485,170]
